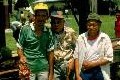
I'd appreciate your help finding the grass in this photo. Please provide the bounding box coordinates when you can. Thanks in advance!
[5,32,17,51]
[6,15,116,51]
[65,15,79,34]
[65,15,116,38]
[100,15,115,38]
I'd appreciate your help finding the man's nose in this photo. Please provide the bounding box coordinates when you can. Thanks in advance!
[89,25,94,28]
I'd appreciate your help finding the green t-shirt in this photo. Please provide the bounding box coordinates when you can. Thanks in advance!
[18,25,53,73]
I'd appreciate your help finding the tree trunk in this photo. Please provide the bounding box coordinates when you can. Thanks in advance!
[0,0,6,49]
[89,0,97,13]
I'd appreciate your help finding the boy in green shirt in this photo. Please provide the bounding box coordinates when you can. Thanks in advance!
[17,3,54,80]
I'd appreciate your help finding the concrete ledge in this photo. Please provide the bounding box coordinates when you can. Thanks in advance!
[12,51,18,57]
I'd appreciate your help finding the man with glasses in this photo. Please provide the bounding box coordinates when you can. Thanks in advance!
[48,10,77,80]
[74,13,113,80]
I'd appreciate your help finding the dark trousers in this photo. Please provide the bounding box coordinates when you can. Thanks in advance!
[81,66,104,80]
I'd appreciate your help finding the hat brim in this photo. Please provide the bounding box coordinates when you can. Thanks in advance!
[51,15,64,19]
[87,19,102,23]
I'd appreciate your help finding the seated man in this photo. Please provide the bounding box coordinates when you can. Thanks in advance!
[74,13,113,80]
[48,10,77,80]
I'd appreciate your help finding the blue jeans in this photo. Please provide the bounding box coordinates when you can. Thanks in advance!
[81,66,104,80]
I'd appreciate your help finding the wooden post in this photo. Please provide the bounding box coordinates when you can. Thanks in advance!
[89,0,97,13]
[4,0,9,29]
[0,0,8,49]
[69,0,90,34]
[78,0,90,34]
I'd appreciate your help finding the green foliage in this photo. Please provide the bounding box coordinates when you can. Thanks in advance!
[28,0,35,4]
[0,46,12,59]
[8,15,116,51]
[100,15,115,38]
[113,0,120,5]
[65,15,79,34]
[5,33,17,51]
[66,15,116,38]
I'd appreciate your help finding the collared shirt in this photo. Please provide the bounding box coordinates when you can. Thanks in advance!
[52,26,77,65]
[18,24,54,73]
[73,32,113,80]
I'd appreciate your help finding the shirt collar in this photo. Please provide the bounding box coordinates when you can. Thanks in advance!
[82,31,105,41]
[30,23,47,32]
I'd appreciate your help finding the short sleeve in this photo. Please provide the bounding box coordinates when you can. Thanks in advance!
[73,35,84,59]
[73,39,79,59]
[104,36,113,62]
[47,31,54,52]
[18,27,27,49]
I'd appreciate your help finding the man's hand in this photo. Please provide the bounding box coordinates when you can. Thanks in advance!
[48,51,54,80]
[75,75,82,80]
[20,55,26,64]
[48,74,54,80]
[82,60,96,70]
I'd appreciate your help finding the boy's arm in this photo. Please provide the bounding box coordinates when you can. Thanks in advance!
[17,47,26,64]
[75,59,82,80]
[48,50,54,80]
[75,59,80,77]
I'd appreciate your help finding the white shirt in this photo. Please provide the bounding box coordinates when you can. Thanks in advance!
[11,21,22,31]
[73,32,113,80]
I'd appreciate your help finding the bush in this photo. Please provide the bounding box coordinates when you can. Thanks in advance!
[0,46,12,61]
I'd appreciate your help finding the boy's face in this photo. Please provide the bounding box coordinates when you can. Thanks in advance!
[35,10,49,26]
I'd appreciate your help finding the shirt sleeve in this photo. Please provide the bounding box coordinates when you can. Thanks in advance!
[73,35,85,72]
[73,40,79,59]
[17,27,26,49]
[71,31,78,49]
[104,36,113,62]
[73,36,85,59]
[47,32,54,52]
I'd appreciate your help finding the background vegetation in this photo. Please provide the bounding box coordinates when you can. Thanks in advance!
[7,0,117,51]
[6,14,116,51]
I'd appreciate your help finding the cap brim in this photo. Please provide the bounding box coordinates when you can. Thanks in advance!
[87,19,102,23]
[51,15,64,19]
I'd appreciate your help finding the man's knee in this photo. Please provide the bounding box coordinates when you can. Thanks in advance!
[38,72,48,80]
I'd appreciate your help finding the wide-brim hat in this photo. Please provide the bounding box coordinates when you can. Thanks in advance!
[51,11,64,19]
[87,13,102,23]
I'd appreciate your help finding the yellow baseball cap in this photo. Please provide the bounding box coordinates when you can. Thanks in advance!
[34,3,48,11]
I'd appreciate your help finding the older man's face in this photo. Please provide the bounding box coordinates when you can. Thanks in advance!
[51,18,64,33]
[87,20,101,35]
